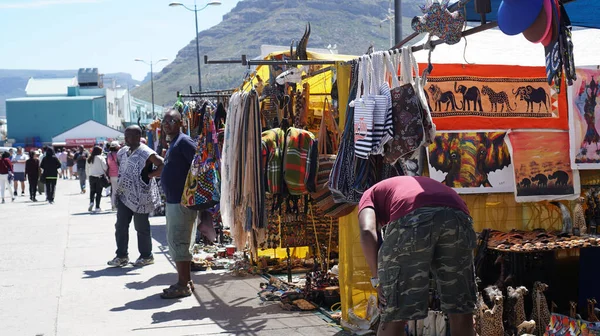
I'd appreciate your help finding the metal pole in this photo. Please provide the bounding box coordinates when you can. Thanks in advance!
[150,62,155,119]
[194,4,202,92]
[394,0,402,44]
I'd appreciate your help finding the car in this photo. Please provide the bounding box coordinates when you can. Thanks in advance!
[0,146,16,154]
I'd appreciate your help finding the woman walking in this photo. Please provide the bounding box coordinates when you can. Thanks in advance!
[0,151,15,203]
[40,148,61,204]
[25,150,40,202]
[86,146,107,213]
[107,141,120,211]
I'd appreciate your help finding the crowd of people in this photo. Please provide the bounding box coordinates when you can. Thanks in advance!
[0,110,204,300]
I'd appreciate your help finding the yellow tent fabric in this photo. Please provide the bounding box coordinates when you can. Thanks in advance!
[244,50,356,111]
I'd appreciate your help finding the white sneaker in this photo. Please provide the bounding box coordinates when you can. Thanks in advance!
[94,208,102,213]
[88,203,94,212]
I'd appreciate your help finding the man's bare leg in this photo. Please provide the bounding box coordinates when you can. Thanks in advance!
[448,313,475,336]
[377,320,406,336]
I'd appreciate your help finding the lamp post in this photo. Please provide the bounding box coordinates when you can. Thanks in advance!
[169,1,221,93]
[134,58,167,119]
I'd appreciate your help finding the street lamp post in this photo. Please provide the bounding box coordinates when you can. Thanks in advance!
[169,1,221,93]
[134,58,168,119]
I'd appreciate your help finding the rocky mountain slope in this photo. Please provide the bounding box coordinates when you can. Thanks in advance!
[133,0,424,106]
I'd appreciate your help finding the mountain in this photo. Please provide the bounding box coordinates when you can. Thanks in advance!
[0,70,141,118]
[132,0,425,107]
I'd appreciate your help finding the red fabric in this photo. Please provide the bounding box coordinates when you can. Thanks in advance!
[0,158,13,174]
[358,176,470,226]
[410,63,569,130]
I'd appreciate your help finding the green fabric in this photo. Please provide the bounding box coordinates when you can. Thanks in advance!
[261,128,285,194]
[283,127,316,195]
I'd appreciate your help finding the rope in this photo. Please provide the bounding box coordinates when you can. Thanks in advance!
[309,204,322,262]
[326,217,333,272]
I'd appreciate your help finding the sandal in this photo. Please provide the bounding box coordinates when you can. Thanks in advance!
[162,281,195,293]
[160,284,191,299]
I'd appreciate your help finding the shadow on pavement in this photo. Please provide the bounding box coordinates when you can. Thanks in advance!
[125,273,178,290]
[71,212,114,216]
[110,293,180,312]
[144,273,313,335]
[150,223,167,247]
[82,267,141,279]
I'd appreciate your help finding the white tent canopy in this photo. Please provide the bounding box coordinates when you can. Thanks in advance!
[412,27,599,67]
[52,120,123,143]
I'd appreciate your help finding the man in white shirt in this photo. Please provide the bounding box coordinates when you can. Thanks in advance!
[57,149,68,179]
[11,147,28,197]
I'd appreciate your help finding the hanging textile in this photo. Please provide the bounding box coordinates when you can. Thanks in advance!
[506,130,580,202]
[221,91,246,250]
[569,67,600,170]
[261,128,285,194]
[421,64,568,130]
[282,127,318,195]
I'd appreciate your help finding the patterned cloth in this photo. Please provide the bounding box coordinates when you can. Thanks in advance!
[283,127,317,195]
[261,128,285,194]
[411,0,465,45]
[116,144,161,214]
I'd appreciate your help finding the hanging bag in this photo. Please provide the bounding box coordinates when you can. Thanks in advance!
[384,47,436,164]
[328,63,363,204]
[181,108,221,211]
[311,98,356,218]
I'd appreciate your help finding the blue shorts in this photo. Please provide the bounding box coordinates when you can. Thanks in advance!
[13,172,25,182]
[61,162,68,170]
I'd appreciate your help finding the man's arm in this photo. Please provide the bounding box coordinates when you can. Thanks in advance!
[359,208,379,279]
[147,154,164,178]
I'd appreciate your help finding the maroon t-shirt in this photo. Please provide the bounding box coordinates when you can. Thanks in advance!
[358,176,470,226]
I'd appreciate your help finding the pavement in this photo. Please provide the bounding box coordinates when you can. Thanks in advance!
[0,178,343,336]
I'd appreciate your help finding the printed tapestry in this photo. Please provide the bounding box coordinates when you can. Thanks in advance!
[545,313,600,336]
[506,131,580,202]
[421,64,569,130]
[569,67,600,169]
[427,131,515,194]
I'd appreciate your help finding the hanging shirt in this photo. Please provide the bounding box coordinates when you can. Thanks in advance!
[116,144,160,214]
[354,82,393,159]
[358,176,470,227]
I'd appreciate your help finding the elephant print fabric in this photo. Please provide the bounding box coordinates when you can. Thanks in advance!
[506,131,580,203]
[569,67,600,169]
[422,64,568,131]
[427,132,515,194]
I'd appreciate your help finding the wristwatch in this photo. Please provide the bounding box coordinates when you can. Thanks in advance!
[370,277,380,289]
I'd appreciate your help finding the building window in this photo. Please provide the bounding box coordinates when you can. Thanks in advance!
[108,102,114,115]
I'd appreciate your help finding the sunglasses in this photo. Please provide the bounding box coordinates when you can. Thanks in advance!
[162,119,180,126]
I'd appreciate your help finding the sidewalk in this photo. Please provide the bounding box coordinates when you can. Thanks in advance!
[0,179,342,336]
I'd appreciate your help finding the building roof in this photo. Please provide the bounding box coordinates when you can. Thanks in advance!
[6,96,103,102]
[24,77,78,96]
[412,27,599,67]
[52,119,123,142]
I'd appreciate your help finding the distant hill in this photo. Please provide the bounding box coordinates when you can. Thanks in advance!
[0,70,141,117]
[132,0,425,107]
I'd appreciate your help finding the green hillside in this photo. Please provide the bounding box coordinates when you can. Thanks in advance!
[132,0,422,107]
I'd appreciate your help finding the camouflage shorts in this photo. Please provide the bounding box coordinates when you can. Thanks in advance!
[378,206,477,322]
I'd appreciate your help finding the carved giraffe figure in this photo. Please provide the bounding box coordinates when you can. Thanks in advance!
[513,286,529,331]
[482,296,504,336]
[531,282,550,336]
[589,298,599,322]
[574,197,587,235]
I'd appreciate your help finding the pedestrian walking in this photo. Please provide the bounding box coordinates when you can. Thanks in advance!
[86,146,108,213]
[107,125,164,268]
[358,176,477,336]
[159,109,198,299]
[57,149,68,179]
[11,146,28,197]
[40,148,61,204]
[67,150,75,179]
[0,151,15,203]
[107,141,120,211]
[25,150,40,202]
[74,146,89,193]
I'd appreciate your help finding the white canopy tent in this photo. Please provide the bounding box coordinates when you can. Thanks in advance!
[412,27,599,66]
[52,120,123,143]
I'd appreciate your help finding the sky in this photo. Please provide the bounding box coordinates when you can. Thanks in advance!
[0,0,242,80]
